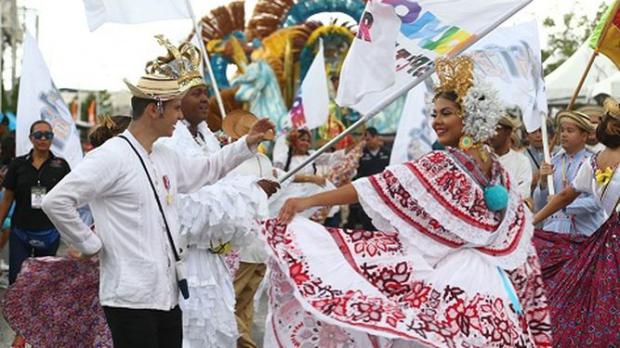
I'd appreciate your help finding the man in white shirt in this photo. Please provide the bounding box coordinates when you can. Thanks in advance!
[154,37,278,348]
[41,66,274,346]
[489,112,533,202]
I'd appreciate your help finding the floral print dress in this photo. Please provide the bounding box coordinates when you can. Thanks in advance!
[262,149,552,347]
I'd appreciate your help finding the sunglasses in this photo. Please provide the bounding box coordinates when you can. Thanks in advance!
[30,131,54,140]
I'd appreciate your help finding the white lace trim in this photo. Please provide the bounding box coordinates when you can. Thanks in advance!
[353,164,531,270]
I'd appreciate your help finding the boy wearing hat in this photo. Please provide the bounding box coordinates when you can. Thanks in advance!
[41,43,275,347]
[533,110,605,235]
[489,112,532,200]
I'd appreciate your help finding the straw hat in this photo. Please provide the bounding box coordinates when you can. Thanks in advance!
[123,74,185,101]
[577,105,605,121]
[556,110,595,132]
[222,109,274,140]
[497,113,522,130]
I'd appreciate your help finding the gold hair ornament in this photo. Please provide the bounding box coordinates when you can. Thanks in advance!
[434,56,475,107]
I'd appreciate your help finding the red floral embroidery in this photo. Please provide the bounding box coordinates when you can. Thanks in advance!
[261,219,550,347]
[403,281,432,309]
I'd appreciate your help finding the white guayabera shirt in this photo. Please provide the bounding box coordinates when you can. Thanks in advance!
[42,129,254,310]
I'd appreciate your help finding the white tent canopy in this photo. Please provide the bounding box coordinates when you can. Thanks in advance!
[544,43,617,106]
[590,71,620,100]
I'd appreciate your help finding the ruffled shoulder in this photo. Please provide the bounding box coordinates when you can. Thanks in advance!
[353,151,531,270]
[178,175,269,249]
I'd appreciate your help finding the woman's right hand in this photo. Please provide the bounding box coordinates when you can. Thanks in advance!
[278,197,311,224]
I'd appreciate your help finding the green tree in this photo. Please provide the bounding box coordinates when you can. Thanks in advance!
[542,2,608,76]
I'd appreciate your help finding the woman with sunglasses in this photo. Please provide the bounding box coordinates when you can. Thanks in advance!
[0,120,70,283]
[0,120,70,347]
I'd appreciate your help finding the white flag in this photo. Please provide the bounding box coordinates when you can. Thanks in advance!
[289,41,329,130]
[389,82,436,165]
[338,0,531,115]
[336,0,401,107]
[466,21,547,132]
[82,0,190,31]
[17,33,83,168]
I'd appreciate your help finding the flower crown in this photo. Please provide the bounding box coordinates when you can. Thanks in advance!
[433,56,504,143]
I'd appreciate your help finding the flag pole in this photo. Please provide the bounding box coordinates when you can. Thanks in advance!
[539,112,555,195]
[566,51,598,110]
[567,0,620,110]
[184,0,227,118]
[278,0,533,184]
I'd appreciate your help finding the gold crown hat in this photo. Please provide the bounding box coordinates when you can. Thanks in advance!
[146,35,205,92]
[556,110,595,132]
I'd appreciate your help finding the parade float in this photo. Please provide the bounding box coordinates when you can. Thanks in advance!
[192,0,405,143]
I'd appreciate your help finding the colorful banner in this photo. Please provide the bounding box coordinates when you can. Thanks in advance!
[82,0,190,31]
[337,0,531,116]
[289,41,330,130]
[589,0,620,69]
[17,33,83,168]
[390,21,547,164]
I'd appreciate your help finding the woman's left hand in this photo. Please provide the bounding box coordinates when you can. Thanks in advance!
[279,197,310,224]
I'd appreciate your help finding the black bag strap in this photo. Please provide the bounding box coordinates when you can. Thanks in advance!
[119,135,181,262]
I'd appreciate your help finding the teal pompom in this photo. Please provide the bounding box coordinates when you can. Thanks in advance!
[484,184,508,212]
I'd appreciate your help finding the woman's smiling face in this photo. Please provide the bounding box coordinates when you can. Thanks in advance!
[432,95,464,148]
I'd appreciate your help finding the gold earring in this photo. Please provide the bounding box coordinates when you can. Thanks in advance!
[458,135,474,151]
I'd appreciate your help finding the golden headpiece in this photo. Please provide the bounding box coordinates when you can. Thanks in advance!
[146,35,205,92]
[434,56,475,104]
[604,97,620,121]
[431,55,504,143]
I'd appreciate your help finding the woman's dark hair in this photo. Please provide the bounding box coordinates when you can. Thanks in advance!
[88,116,132,148]
[29,120,52,134]
[596,115,620,149]
[284,129,316,173]
[433,91,459,103]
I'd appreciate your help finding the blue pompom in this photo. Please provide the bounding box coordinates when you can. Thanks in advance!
[484,184,508,212]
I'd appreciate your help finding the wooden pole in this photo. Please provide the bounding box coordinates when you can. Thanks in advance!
[566,50,598,110]
[567,0,620,110]
[184,0,227,118]
[539,112,554,195]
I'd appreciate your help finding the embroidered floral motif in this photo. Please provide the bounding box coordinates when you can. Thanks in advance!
[262,220,552,347]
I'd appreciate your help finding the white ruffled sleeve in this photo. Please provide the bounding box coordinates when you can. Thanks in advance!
[178,175,269,249]
[571,159,594,195]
